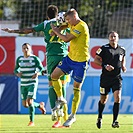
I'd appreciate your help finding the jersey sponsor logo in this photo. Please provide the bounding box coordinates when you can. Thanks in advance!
[73,29,80,34]
[19,62,35,67]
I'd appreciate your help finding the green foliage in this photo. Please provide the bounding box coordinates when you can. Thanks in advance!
[1,0,133,38]
[0,9,3,18]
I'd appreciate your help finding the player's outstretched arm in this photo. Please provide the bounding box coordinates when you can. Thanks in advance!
[1,28,35,34]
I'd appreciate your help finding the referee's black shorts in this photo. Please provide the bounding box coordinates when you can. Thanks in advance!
[100,75,122,95]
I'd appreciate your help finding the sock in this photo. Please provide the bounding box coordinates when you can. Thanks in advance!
[98,101,105,119]
[72,88,81,114]
[57,116,61,122]
[52,79,62,97]
[62,84,68,121]
[63,103,68,121]
[49,86,57,108]
[33,102,40,108]
[29,104,35,122]
[113,102,120,122]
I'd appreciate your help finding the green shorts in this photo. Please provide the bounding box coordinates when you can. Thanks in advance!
[21,84,37,100]
[47,55,66,81]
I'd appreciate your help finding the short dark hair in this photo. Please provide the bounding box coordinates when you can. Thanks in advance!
[22,43,31,47]
[108,31,118,37]
[46,5,58,19]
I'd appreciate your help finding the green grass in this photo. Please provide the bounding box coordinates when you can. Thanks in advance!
[0,114,133,133]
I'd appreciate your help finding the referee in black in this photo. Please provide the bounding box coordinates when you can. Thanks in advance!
[94,31,126,129]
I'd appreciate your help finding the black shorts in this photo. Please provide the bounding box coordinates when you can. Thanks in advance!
[100,75,122,95]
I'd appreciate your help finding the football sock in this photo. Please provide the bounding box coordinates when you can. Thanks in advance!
[98,101,105,118]
[113,102,120,122]
[72,87,81,114]
[49,86,57,108]
[33,102,40,108]
[63,103,68,121]
[62,84,68,121]
[52,79,62,97]
[57,116,61,122]
[29,104,35,122]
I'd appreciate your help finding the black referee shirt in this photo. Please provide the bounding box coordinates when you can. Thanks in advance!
[96,43,125,76]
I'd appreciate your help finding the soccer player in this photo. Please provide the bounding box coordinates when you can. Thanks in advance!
[94,31,126,129]
[51,8,90,127]
[2,5,69,128]
[14,43,46,126]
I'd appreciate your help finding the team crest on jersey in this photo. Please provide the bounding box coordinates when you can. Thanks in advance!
[96,48,102,54]
[58,61,62,66]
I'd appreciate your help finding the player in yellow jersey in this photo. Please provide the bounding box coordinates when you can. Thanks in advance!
[51,8,90,127]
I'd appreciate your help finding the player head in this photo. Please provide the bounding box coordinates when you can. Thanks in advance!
[64,8,79,26]
[46,5,58,19]
[108,31,119,45]
[22,43,32,57]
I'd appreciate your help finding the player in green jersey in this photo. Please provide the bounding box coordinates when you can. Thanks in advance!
[2,5,69,127]
[14,43,46,126]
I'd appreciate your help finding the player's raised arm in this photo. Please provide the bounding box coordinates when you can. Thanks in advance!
[1,27,35,34]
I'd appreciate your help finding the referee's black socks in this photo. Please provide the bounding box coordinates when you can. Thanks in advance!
[98,101,105,119]
[113,102,120,122]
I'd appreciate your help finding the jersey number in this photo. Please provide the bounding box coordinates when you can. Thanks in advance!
[49,29,63,43]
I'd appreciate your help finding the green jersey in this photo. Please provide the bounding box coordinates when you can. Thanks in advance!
[14,54,44,86]
[33,18,68,56]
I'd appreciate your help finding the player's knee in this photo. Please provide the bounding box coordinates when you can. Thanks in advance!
[22,103,28,108]
[51,73,58,80]
[74,81,81,88]
[100,94,108,104]
[114,96,121,103]
[100,98,107,104]
[27,98,33,106]
[22,100,28,108]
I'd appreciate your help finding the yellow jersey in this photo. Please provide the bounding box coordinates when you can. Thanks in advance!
[68,20,90,62]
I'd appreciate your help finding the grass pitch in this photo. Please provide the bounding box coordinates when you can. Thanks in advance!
[0,114,133,133]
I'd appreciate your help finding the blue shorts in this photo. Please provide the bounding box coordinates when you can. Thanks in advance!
[57,56,89,83]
